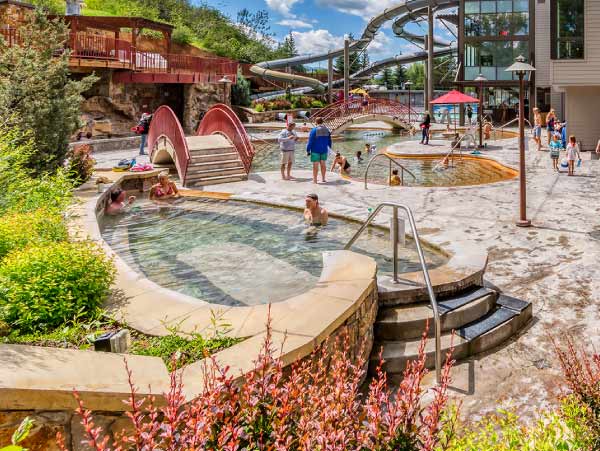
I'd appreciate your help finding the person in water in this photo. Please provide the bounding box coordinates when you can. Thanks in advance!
[389,169,401,186]
[364,143,372,154]
[106,188,136,215]
[355,150,364,162]
[150,173,180,201]
[304,193,328,226]
[331,152,351,175]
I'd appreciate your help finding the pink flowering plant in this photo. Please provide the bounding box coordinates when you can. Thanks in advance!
[60,320,455,451]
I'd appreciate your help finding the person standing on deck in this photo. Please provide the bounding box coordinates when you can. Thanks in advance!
[277,122,298,180]
[306,117,332,184]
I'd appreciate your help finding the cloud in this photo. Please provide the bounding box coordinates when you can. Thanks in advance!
[265,0,301,17]
[315,0,398,18]
[291,29,344,54]
[368,32,391,55]
[277,19,313,29]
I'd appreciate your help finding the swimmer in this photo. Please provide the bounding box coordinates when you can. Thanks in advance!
[355,150,364,162]
[303,193,328,226]
[105,188,136,215]
[150,173,180,201]
[331,152,351,175]
[389,169,401,186]
[364,143,371,154]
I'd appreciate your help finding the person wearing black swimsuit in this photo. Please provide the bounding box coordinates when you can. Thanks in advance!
[331,152,351,175]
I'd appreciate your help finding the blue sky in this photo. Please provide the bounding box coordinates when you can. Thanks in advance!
[206,0,457,64]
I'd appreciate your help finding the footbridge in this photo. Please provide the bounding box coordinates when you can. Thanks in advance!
[310,98,417,134]
[148,104,257,187]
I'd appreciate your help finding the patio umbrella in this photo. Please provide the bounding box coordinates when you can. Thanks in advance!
[430,90,479,133]
[350,88,369,97]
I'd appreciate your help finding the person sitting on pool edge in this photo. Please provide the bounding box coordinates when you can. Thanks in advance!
[304,193,328,226]
[106,188,136,215]
[389,169,401,186]
[150,173,180,201]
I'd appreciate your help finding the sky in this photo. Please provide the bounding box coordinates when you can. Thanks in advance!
[205,0,457,66]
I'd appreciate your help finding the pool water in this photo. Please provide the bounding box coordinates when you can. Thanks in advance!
[101,198,447,306]
[250,129,516,187]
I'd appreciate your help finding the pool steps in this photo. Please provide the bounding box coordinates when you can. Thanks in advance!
[185,143,247,187]
[370,284,532,377]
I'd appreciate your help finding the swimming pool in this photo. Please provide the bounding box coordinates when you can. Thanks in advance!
[100,198,447,306]
[250,129,516,187]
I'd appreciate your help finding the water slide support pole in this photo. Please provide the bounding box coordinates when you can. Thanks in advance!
[427,5,434,116]
[344,37,350,101]
[328,57,333,104]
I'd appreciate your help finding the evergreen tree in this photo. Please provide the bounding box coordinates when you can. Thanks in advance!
[333,34,361,76]
[231,70,252,107]
[381,67,393,89]
[280,32,298,58]
[393,63,406,88]
[359,51,370,70]
[0,11,97,173]
[405,62,425,89]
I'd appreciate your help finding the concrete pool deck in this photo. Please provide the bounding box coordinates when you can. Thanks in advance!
[195,135,600,419]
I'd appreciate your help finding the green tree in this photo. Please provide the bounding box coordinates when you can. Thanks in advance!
[380,67,393,89]
[334,34,361,76]
[433,55,457,86]
[359,51,370,70]
[280,32,298,58]
[405,62,425,89]
[0,11,97,173]
[393,63,406,88]
[231,70,252,107]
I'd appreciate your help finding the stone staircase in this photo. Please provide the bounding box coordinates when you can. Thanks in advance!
[371,283,532,378]
[184,135,247,187]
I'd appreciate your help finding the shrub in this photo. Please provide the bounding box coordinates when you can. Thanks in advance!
[311,99,325,108]
[67,144,95,186]
[0,209,67,260]
[231,71,252,107]
[0,241,114,332]
[61,325,454,451]
[254,103,265,112]
[172,25,195,45]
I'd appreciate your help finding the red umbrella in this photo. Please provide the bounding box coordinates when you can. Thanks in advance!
[430,90,479,132]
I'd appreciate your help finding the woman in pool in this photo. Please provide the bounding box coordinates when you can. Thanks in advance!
[304,193,328,226]
[331,152,351,175]
[106,188,136,215]
[150,174,180,201]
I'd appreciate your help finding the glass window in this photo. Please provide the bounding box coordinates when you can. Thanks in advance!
[497,0,512,13]
[513,0,529,13]
[552,0,584,59]
[511,12,529,35]
[464,40,529,81]
[481,1,496,13]
[465,1,479,14]
[465,15,482,37]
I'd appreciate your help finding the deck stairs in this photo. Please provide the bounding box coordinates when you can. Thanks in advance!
[184,135,247,187]
[371,284,532,378]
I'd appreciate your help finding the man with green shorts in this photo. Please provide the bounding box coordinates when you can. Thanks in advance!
[306,117,332,184]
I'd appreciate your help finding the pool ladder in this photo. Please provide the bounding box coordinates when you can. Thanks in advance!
[363,153,416,189]
[344,202,442,384]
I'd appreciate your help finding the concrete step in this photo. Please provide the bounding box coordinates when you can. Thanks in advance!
[375,288,496,341]
[188,147,238,157]
[186,166,246,181]
[190,152,241,163]
[188,159,243,171]
[185,174,247,187]
[371,303,532,376]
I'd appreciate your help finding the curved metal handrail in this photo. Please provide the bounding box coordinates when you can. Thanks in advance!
[343,202,442,383]
[364,153,416,189]
[433,132,476,170]
[497,116,532,131]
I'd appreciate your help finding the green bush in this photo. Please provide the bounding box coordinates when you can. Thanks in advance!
[311,100,325,108]
[231,71,252,107]
[254,103,265,112]
[67,144,95,186]
[172,25,195,45]
[0,209,67,260]
[0,241,115,332]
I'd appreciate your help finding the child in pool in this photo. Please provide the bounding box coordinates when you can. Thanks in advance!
[355,150,364,162]
[549,134,562,171]
[389,169,401,186]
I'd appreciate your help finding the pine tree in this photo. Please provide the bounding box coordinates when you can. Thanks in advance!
[381,67,393,89]
[333,34,361,76]
[280,32,298,58]
[359,51,370,70]
[393,63,406,88]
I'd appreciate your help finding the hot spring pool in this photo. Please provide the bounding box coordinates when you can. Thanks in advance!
[100,198,447,306]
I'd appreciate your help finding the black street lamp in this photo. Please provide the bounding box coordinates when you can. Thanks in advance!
[218,75,233,104]
[474,73,487,148]
[506,55,536,228]
[405,80,413,125]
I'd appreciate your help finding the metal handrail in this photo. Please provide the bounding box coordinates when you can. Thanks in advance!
[497,116,532,131]
[344,202,442,383]
[364,153,416,189]
[434,132,475,170]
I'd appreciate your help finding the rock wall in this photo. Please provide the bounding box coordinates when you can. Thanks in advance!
[182,82,229,133]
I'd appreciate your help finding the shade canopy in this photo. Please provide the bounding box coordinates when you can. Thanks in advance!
[430,90,479,105]
[350,88,369,96]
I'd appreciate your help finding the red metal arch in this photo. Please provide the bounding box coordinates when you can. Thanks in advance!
[196,103,255,173]
[148,105,191,184]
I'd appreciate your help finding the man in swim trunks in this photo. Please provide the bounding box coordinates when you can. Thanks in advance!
[304,193,328,226]
[106,188,136,215]
[306,117,332,184]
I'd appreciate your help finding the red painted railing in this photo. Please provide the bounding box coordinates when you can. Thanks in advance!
[148,105,191,185]
[71,33,133,62]
[197,104,254,173]
[311,98,418,132]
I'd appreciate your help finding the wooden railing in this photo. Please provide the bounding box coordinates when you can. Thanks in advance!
[1,27,237,79]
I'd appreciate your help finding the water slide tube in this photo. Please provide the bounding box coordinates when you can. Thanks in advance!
[249,0,458,96]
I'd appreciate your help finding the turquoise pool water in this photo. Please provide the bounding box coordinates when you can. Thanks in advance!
[100,198,447,306]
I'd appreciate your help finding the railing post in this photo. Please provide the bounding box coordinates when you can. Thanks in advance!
[392,207,399,283]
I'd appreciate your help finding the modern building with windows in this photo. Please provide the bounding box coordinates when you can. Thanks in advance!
[457,0,596,148]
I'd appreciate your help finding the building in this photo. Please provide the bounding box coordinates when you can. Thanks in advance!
[458,0,596,149]
[0,3,238,134]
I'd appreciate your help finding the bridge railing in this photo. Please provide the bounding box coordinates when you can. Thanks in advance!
[148,105,191,185]
[197,103,255,173]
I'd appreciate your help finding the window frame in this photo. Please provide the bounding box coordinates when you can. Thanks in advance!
[551,0,585,60]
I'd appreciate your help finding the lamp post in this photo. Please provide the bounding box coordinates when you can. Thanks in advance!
[474,73,487,148]
[405,81,413,125]
[506,55,536,228]
[218,75,233,104]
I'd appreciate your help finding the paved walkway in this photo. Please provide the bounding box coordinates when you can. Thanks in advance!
[197,136,600,419]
